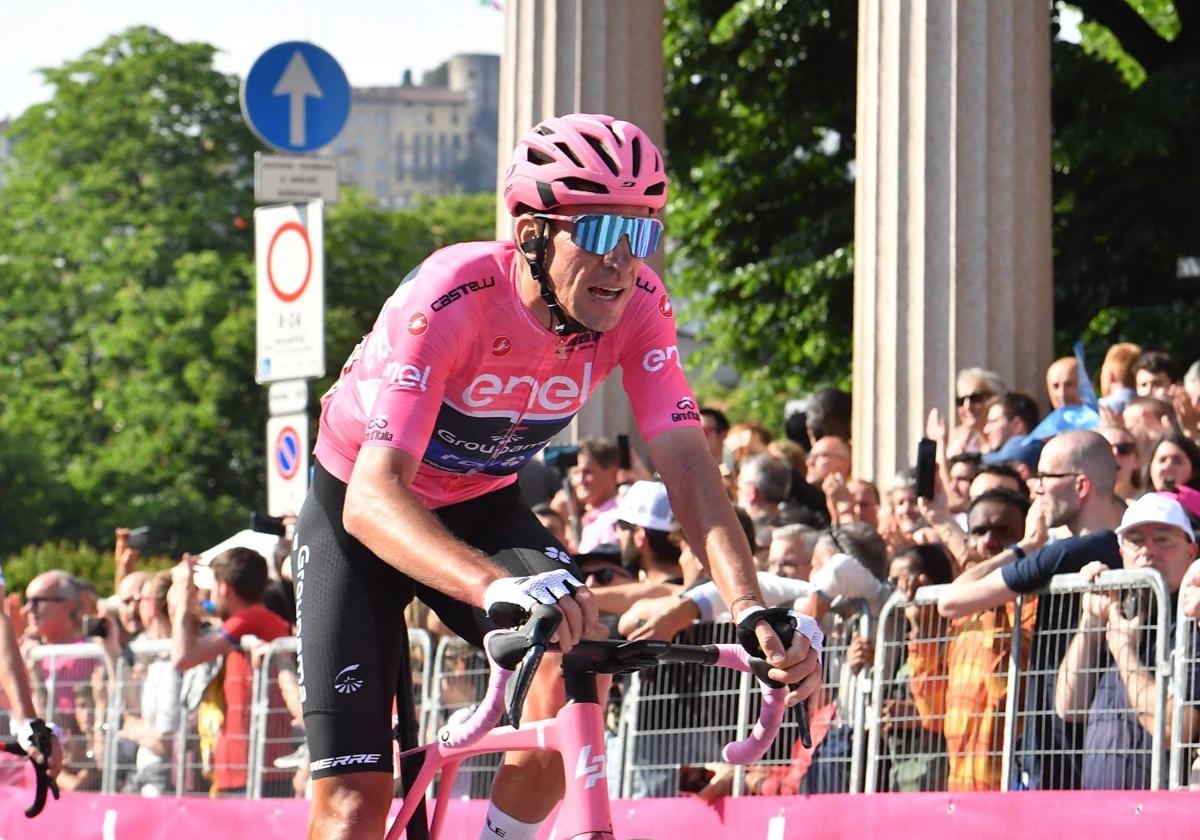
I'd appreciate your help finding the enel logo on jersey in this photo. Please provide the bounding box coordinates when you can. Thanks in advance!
[462,362,594,413]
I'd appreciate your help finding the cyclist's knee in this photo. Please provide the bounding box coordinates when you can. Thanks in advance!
[308,772,393,840]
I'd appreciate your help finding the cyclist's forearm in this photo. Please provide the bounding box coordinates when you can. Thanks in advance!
[344,469,504,606]
[654,445,762,620]
[0,615,36,722]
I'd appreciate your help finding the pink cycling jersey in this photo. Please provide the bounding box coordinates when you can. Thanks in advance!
[315,240,701,508]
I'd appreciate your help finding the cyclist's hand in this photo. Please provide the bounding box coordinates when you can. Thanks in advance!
[741,607,823,708]
[483,570,594,652]
[17,719,62,780]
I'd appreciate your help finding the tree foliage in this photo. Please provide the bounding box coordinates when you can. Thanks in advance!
[663,0,858,428]
[1053,1,1200,366]
[0,28,495,580]
[663,0,1200,430]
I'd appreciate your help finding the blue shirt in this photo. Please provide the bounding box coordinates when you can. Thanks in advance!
[1001,531,1121,789]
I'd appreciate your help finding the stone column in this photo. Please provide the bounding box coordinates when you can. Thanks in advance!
[853,0,1053,483]
[496,0,666,443]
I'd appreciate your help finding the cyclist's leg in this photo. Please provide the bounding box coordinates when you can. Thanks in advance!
[418,484,585,828]
[296,463,416,840]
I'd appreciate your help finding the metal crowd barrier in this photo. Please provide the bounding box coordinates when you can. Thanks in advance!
[425,635,498,799]
[614,604,870,798]
[17,568,1199,799]
[866,568,1174,793]
[1169,604,1200,789]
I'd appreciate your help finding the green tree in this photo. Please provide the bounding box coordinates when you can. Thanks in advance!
[1052,1,1200,366]
[0,28,497,574]
[663,0,858,429]
[663,1,1200,429]
[0,27,262,558]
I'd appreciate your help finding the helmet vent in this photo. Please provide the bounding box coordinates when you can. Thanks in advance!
[643,181,666,196]
[630,137,642,177]
[559,177,608,195]
[534,125,555,136]
[554,142,584,168]
[582,135,620,176]
[527,148,555,166]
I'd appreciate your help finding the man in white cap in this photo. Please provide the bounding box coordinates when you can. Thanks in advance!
[1055,493,1200,789]
[586,481,684,618]
[615,481,682,580]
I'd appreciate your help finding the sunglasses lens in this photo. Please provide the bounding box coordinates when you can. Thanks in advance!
[573,215,663,259]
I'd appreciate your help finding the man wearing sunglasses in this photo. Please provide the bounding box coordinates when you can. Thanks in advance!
[298,113,822,840]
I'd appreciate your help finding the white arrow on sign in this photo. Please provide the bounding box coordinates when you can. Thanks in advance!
[273,50,323,148]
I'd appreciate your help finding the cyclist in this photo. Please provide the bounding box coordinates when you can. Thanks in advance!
[296,113,822,840]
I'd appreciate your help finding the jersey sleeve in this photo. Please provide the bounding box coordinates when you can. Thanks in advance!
[616,269,701,442]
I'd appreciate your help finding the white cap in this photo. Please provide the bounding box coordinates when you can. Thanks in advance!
[1116,494,1195,542]
[616,481,674,532]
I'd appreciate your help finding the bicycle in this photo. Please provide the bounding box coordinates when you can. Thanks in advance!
[384,604,797,840]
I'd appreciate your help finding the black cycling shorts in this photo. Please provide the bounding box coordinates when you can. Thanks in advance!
[295,461,579,780]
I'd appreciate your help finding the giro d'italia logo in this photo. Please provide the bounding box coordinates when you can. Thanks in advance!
[334,664,364,694]
[544,546,571,565]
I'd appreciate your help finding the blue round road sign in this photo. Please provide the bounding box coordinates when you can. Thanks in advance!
[275,427,301,480]
[241,42,351,153]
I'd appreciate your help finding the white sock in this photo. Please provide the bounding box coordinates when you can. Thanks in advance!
[478,801,544,840]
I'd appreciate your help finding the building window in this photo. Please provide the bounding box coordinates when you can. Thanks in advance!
[427,111,434,125]
[395,135,406,179]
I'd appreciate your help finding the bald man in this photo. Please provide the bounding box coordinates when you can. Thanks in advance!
[939,430,1125,790]
[1046,357,1082,410]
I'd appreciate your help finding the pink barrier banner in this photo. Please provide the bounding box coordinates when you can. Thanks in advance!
[0,787,1191,838]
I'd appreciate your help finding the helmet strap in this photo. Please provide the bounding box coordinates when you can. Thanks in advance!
[524,218,592,337]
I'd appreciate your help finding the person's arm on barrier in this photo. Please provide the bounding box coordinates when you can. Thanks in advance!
[1053,561,1113,723]
[649,427,820,701]
[939,497,1050,618]
[589,579,680,617]
[621,594,701,641]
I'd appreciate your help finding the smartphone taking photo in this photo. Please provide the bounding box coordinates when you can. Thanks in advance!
[915,438,937,500]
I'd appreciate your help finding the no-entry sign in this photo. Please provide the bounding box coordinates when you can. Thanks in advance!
[266,413,310,516]
[255,201,325,383]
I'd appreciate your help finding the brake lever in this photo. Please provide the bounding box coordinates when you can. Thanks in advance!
[503,604,562,729]
[737,610,813,749]
[2,739,59,818]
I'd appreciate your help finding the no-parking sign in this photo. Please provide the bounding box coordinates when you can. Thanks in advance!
[255,201,325,383]
[266,413,310,516]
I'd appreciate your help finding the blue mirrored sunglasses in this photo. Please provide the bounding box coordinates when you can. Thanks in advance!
[535,213,663,259]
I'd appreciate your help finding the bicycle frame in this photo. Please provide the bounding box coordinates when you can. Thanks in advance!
[383,609,790,840]
[386,692,612,840]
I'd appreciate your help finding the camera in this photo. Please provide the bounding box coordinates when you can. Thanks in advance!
[250,511,288,536]
[543,445,579,471]
[82,615,109,640]
[126,526,150,550]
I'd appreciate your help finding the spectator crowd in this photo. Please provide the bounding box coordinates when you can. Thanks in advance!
[7,343,1200,799]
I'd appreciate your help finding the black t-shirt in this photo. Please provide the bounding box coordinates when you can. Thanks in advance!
[999,530,1121,790]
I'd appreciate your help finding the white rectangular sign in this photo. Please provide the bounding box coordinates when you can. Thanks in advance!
[255,201,325,383]
[266,413,310,517]
[255,153,339,204]
[268,379,309,416]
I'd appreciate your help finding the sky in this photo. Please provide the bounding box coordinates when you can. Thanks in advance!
[0,0,505,121]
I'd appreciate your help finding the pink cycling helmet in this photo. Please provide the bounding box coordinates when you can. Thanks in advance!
[503,113,667,216]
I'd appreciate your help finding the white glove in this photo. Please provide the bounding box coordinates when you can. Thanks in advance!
[483,569,583,615]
